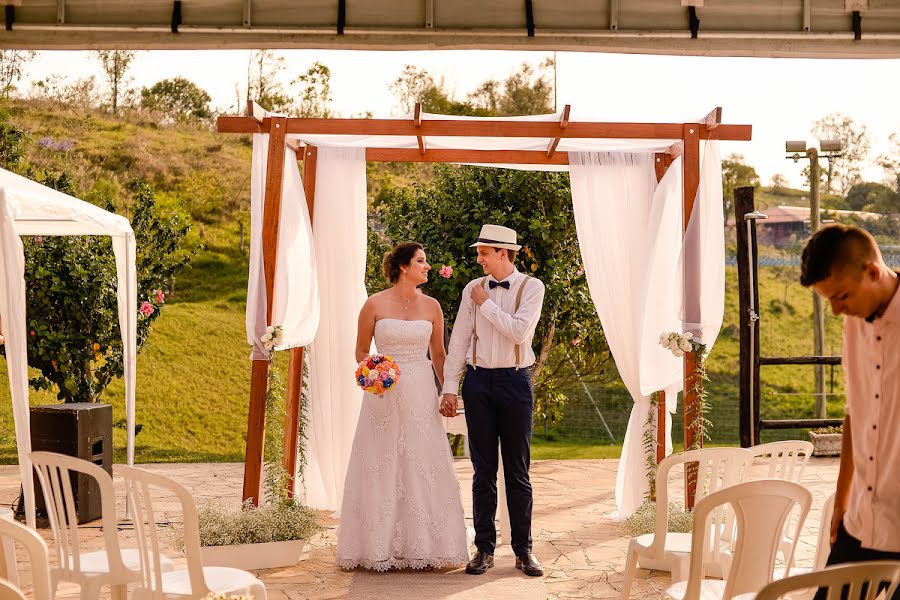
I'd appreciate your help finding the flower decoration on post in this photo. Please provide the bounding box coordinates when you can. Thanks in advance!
[355,354,401,395]
[260,325,284,358]
[657,330,712,454]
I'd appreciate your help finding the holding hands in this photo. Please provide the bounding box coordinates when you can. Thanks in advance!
[440,393,458,417]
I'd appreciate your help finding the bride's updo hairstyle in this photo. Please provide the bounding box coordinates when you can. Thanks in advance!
[382,242,424,283]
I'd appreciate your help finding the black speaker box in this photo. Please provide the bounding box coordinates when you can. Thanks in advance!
[24,403,113,524]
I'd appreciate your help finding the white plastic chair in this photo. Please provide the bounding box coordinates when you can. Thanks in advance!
[0,511,54,600]
[119,465,267,600]
[781,492,835,578]
[748,441,814,567]
[30,451,175,600]
[0,579,27,600]
[754,561,900,600]
[622,447,754,599]
[663,479,813,600]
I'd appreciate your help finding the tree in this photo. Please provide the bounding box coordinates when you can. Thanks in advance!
[876,132,900,192]
[292,62,332,118]
[389,65,436,113]
[770,173,790,191]
[96,50,136,115]
[843,182,899,213]
[0,50,36,99]
[811,113,871,195]
[247,50,293,114]
[140,77,213,124]
[469,59,555,116]
[0,119,197,403]
[371,166,616,431]
[721,154,760,216]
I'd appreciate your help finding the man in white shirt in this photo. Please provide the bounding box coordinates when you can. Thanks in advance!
[440,224,546,577]
[800,224,900,599]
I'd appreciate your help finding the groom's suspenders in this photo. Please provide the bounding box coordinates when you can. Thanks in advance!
[472,275,531,370]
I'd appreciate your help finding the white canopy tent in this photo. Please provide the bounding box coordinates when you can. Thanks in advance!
[0,167,138,527]
[222,106,750,517]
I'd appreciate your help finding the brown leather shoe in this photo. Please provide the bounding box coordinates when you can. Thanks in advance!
[465,550,494,575]
[515,553,544,577]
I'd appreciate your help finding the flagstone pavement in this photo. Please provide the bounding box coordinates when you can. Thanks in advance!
[0,456,838,600]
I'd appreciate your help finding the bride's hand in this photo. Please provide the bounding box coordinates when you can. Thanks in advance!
[439,394,458,417]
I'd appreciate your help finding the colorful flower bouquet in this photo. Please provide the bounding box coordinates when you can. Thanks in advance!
[355,354,401,395]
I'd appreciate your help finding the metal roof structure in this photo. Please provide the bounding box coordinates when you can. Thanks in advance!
[4,0,900,57]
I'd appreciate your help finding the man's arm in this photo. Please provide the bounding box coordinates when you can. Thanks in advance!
[831,413,853,544]
[441,282,475,397]
[478,278,545,345]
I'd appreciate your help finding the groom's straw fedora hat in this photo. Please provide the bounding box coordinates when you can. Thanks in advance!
[470,224,522,251]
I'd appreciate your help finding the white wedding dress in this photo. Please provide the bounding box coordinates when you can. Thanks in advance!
[336,318,469,571]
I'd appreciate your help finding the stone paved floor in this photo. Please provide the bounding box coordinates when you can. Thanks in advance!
[0,456,838,600]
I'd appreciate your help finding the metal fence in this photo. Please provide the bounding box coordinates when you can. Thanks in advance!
[725,254,900,267]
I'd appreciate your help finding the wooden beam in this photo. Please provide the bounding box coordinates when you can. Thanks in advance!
[218,115,752,141]
[282,144,317,497]
[414,103,425,155]
[243,115,288,506]
[547,104,570,158]
[700,106,722,130]
[366,148,570,165]
[682,122,702,509]
[654,151,674,182]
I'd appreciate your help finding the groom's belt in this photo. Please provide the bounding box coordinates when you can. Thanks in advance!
[466,364,533,375]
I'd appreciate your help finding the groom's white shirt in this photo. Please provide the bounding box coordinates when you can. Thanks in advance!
[442,267,546,396]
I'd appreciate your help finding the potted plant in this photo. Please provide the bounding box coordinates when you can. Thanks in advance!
[809,424,843,457]
[173,327,321,570]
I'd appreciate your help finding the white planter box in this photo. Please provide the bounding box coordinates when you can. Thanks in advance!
[200,540,308,570]
[808,431,842,457]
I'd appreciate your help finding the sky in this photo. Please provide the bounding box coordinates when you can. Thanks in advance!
[25,49,900,189]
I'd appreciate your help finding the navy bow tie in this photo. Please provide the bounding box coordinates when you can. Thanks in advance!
[489,280,510,290]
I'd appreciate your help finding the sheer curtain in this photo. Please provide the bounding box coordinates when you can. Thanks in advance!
[300,146,369,511]
[569,152,684,518]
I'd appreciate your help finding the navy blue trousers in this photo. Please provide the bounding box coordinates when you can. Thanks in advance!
[462,365,534,557]
[813,521,900,600]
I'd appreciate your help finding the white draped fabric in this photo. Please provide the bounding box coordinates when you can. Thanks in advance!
[246,134,319,359]
[569,152,687,518]
[300,146,369,511]
[0,167,137,528]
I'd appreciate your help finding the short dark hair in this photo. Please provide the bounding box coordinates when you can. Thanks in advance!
[800,224,879,287]
[382,242,423,283]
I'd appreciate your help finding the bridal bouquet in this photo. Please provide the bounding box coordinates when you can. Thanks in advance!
[355,354,401,395]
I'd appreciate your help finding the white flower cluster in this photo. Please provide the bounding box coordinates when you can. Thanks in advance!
[659,331,694,357]
[260,325,284,352]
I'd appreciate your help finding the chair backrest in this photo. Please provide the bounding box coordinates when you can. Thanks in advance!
[29,451,128,577]
[813,493,836,571]
[748,441,813,483]
[0,579,27,600]
[648,447,753,556]
[684,479,813,600]
[0,515,54,600]
[118,465,210,600]
[755,561,900,600]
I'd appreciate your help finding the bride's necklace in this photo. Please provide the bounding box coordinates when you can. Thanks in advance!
[396,289,417,313]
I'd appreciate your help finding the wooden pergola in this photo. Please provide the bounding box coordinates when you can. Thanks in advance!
[217,102,752,505]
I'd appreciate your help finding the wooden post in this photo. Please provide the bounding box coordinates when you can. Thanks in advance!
[681,123,702,508]
[653,151,675,465]
[735,186,761,447]
[282,145,318,497]
[243,115,288,505]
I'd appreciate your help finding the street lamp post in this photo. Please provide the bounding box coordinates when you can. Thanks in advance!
[786,140,842,420]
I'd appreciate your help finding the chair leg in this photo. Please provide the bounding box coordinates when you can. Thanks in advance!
[621,546,639,600]
[111,583,128,600]
[79,581,100,600]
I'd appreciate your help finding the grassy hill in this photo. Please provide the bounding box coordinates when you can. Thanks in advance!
[0,101,848,462]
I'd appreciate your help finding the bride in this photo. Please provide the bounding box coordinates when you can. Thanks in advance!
[336,242,469,571]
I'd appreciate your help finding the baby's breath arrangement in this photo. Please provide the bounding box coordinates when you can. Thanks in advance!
[175,327,321,549]
[618,500,693,538]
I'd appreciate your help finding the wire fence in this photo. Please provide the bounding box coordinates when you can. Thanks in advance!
[725,254,900,268]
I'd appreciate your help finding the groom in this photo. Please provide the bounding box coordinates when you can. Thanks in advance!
[440,224,546,577]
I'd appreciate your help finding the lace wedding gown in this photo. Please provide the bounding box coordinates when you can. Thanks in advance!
[336,319,469,571]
